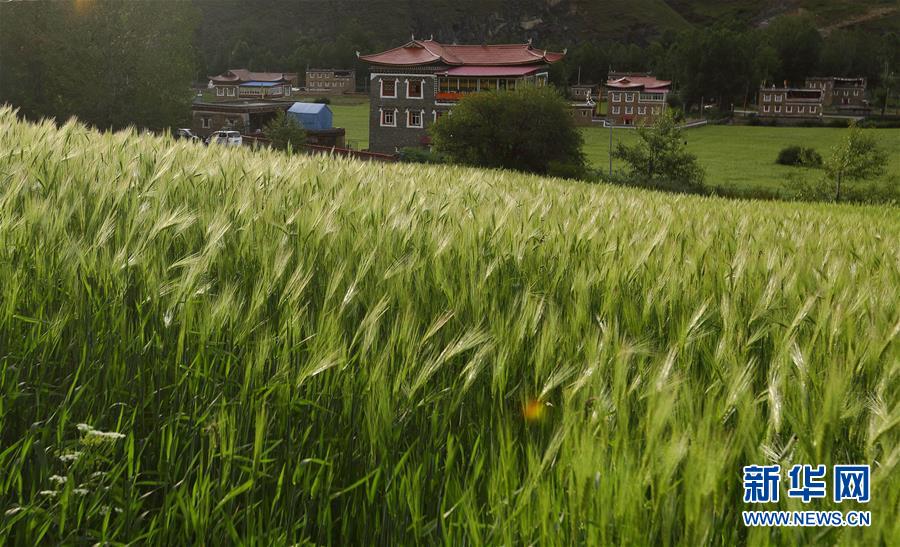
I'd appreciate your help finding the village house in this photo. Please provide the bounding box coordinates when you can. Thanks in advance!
[358,39,564,154]
[805,76,868,111]
[191,101,289,137]
[208,69,298,99]
[605,73,670,126]
[757,84,824,119]
[569,83,598,102]
[190,100,345,147]
[305,68,356,93]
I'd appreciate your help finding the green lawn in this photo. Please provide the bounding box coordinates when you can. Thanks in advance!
[582,125,900,195]
[329,98,900,197]
[330,102,370,150]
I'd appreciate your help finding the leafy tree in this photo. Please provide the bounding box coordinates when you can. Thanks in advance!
[0,1,195,131]
[764,15,822,84]
[431,86,585,177]
[264,111,306,152]
[824,123,888,201]
[612,111,705,188]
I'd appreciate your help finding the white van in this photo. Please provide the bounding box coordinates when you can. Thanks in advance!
[206,130,242,147]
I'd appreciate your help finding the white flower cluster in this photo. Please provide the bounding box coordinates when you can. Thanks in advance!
[76,423,126,442]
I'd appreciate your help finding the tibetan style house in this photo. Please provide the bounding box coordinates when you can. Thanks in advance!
[605,73,671,126]
[358,39,565,154]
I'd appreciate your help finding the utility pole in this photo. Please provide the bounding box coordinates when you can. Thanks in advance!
[608,120,613,177]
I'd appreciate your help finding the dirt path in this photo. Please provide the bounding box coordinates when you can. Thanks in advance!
[821,6,899,34]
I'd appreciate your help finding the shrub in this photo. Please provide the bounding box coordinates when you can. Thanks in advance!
[612,110,705,189]
[398,147,447,164]
[430,85,586,177]
[776,145,823,167]
[264,110,306,152]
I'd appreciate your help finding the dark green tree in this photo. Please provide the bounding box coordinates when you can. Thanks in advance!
[0,1,196,131]
[430,86,585,177]
[612,110,705,189]
[764,15,822,84]
[264,111,307,152]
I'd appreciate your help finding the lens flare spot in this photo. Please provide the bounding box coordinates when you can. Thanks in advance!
[523,399,546,422]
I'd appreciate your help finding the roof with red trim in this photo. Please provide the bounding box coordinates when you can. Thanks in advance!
[606,75,671,92]
[359,40,564,67]
[210,69,297,84]
[441,66,543,77]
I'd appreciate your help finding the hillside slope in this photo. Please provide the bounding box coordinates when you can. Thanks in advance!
[194,0,899,51]
[1,108,898,544]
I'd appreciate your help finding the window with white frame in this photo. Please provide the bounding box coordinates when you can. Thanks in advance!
[625,106,633,114]
[625,93,634,102]
[798,106,805,113]
[380,109,396,127]
[763,94,771,102]
[201,117,211,128]
[407,79,423,99]
[775,105,781,113]
[774,94,782,102]
[652,106,660,114]
[216,87,224,96]
[611,106,620,114]
[853,90,858,96]
[407,110,423,128]
[763,105,770,113]
[380,78,397,98]
[843,90,849,96]
[786,106,792,113]
[227,87,235,96]
[611,92,621,102]
[810,106,817,113]
[638,106,646,115]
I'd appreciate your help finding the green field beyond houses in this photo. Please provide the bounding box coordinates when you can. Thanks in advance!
[1,108,899,545]
[330,102,900,197]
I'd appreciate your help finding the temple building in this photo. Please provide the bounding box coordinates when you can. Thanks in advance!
[208,69,298,99]
[358,39,564,154]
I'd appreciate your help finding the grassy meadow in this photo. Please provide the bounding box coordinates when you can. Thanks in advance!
[1,107,899,545]
[330,100,900,196]
[581,124,900,196]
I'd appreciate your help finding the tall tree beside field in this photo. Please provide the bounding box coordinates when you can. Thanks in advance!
[613,111,705,190]
[430,86,586,178]
[763,15,822,85]
[0,1,196,131]
[824,123,888,201]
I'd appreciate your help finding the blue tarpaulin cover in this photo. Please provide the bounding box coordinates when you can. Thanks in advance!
[287,102,333,130]
[241,81,281,87]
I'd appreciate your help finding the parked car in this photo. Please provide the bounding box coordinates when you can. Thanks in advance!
[205,130,242,147]
[173,128,200,141]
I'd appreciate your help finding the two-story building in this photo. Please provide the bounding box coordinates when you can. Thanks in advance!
[305,68,356,93]
[208,69,298,99]
[805,76,867,111]
[605,73,670,126]
[758,84,824,118]
[358,39,564,154]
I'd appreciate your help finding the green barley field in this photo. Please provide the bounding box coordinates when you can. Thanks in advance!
[1,107,898,545]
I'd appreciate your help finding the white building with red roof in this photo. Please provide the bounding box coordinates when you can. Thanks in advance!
[359,39,565,154]
[605,72,671,126]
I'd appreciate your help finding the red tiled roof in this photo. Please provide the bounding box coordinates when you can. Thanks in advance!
[441,65,543,77]
[606,75,671,92]
[210,69,297,84]
[360,40,564,67]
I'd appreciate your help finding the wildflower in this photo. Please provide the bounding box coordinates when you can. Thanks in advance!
[73,488,89,496]
[48,475,67,485]
[38,490,58,498]
[59,451,82,463]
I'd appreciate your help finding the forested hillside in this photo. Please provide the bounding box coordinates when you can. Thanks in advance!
[193,0,900,76]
